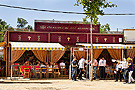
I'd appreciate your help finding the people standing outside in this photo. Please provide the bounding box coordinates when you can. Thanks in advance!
[93,58,98,80]
[71,56,78,81]
[122,58,128,83]
[127,58,135,84]
[99,57,106,80]
[115,60,122,82]
[78,56,87,80]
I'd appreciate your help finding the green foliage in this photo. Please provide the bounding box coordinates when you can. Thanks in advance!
[0,19,13,42]
[100,23,110,33]
[74,0,117,24]
[25,25,33,31]
[17,17,28,29]
[17,17,33,31]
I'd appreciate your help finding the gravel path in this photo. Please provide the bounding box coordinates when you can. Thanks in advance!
[0,79,134,90]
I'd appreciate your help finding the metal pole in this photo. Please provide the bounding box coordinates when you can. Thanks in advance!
[87,49,88,60]
[11,65,12,80]
[122,49,124,60]
[69,47,72,79]
[73,47,74,57]
[90,22,93,81]
[6,47,7,78]
[86,49,88,79]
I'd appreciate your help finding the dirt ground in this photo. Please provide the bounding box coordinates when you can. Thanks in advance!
[0,79,135,90]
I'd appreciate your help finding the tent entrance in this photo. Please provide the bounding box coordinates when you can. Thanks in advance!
[97,49,112,65]
[14,50,39,65]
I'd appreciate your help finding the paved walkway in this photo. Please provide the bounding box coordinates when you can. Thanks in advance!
[0,79,135,90]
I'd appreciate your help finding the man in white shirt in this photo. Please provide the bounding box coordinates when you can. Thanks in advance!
[78,56,87,80]
[99,57,106,80]
[121,59,128,83]
[115,60,122,82]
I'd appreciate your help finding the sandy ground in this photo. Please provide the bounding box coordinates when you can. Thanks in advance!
[0,79,135,90]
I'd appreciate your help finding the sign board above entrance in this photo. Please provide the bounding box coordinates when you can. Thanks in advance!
[35,20,100,33]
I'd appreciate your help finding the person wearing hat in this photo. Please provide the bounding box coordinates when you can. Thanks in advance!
[78,56,87,80]
[127,58,135,84]
[115,60,122,82]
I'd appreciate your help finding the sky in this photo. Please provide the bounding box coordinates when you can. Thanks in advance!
[0,0,135,31]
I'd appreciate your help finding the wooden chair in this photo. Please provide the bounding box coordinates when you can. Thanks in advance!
[41,67,47,78]
[23,68,31,78]
[105,67,110,79]
[109,68,114,79]
[35,68,41,79]
[96,69,100,78]
[47,67,54,78]
[13,65,19,77]
[18,66,23,77]
[106,68,114,79]
[60,66,66,77]
[54,67,59,78]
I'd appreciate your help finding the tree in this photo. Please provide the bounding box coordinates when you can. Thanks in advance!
[74,0,117,24]
[74,0,117,80]
[25,25,33,31]
[17,17,33,31]
[100,23,111,33]
[17,17,28,29]
[0,19,13,42]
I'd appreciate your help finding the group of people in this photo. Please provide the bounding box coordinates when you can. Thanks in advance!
[115,57,135,84]
[71,56,135,84]
[71,56,86,81]
[14,60,70,78]
[71,56,107,81]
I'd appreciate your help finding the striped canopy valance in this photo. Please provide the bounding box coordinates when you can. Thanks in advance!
[11,42,65,51]
[76,43,133,49]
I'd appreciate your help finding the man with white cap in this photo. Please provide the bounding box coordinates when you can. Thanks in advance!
[127,57,135,84]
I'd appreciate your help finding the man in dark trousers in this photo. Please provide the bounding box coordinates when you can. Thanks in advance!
[71,56,78,81]
[99,57,106,80]
[115,60,122,82]
[78,56,87,80]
